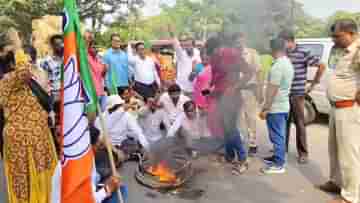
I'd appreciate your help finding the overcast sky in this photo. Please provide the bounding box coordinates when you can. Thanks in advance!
[143,0,360,19]
[297,0,360,18]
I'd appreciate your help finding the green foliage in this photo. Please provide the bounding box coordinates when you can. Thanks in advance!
[78,0,145,31]
[0,0,62,42]
[296,11,360,39]
[326,11,360,32]
[96,0,225,47]
[92,0,360,51]
[295,14,327,38]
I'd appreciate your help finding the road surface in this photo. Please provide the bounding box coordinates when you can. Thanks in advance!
[0,116,334,203]
[125,116,335,203]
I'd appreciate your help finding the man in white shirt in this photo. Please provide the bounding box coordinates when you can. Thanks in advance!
[169,27,200,96]
[167,100,200,155]
[128,42,161,99]
[94,95,150,151]
[159,84,190,124]
[138,96,171,145]
[192,40,202,64]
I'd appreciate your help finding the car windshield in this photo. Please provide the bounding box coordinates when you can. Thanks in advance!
[297,44,324,58]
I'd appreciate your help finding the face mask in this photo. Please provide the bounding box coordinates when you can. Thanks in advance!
[57,46,64,57]
[185,48,194,57]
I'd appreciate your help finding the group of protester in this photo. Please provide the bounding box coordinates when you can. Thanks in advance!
[0,18,360,203]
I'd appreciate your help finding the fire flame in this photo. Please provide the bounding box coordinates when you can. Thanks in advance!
[147,161,178,183]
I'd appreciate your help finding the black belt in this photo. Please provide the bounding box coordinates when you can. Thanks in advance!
[134,81,156,87]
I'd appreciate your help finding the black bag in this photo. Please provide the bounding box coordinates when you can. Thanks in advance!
[28,78,53,113]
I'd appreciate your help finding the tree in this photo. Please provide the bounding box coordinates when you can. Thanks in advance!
[295,14,326,38]
[295,11,360,39]
[142,0,225,40]
[0,0,62,42]
[326,11,360,31]
[76,0,145,31]
[94,0,360,51]
[210,0,306,52]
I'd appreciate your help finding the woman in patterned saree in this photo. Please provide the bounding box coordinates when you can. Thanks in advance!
[0,29,58,203]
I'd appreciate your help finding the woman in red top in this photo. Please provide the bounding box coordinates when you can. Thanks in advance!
[206,35,255,175]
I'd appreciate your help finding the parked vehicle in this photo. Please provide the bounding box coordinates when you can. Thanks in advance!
[296,38,336,124]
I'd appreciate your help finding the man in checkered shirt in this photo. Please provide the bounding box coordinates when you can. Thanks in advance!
[40,34,63,101]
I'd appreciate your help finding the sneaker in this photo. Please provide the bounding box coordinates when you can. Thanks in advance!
[232,161,249,175]
[248,146,258,157]
[263,156,275,165]
[261,165,286,174]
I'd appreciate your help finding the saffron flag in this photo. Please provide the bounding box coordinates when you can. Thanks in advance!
[61,0,97,202]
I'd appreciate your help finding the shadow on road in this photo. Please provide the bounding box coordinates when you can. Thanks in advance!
[216,176,292,203]
[310,114,329,126]
[296,160,326,185]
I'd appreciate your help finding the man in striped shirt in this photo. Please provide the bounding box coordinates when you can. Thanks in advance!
[279,30,325,164]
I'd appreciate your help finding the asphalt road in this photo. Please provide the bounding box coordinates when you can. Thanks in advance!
[0,116,334,203]
[123,115,334,203]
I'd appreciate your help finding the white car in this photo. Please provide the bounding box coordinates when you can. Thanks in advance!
[296,38,336,124]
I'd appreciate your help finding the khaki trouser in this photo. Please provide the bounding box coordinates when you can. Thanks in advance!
[238,90,258,147]
[329,104,360,203]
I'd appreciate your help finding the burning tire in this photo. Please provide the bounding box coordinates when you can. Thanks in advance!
[135,155,193,190]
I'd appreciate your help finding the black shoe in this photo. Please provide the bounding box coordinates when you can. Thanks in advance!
[316,181,341,194]
[248,146,258,157]
[263,156,275,165]
[225,156,235,163]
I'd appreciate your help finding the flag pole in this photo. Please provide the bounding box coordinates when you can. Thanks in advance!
[96,103,124,203]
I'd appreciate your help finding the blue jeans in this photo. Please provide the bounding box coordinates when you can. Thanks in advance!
[266,113,289,167]
[224,129,247,162]
[103,185,128,203]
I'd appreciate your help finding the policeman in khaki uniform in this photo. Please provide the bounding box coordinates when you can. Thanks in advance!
[317,19,360,203]
[233,33,263,156]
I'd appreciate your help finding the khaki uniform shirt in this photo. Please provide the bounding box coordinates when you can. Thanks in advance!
[328,38,360,102]
[242,48,261,84]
